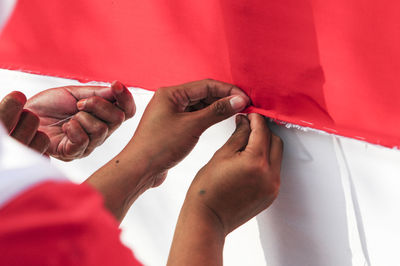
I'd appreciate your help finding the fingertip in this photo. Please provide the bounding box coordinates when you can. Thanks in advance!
[111,81,135,119]
[229,95,247,112]
[77,99,87,110]
[230,87,251,105]
[8,91,27,105]
[111,80,125,94]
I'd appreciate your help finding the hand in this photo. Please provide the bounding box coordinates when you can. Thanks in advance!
[0,91,50,154]
[129,79,250,187]
[25,81,135,161]
[168,113,283,265]
[186,113,283,235]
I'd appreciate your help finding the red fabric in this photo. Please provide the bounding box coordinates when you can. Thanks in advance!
[0,181,142,266]
[0,0,399,147]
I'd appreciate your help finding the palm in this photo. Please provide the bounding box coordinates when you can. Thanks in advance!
[26,87,81,158]
[25,83,134,161]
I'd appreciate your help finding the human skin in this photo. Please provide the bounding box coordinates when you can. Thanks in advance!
[168,114,283,266]
[1,79,282,265]
[0,91,49,154]
[86,79,251,221]
[25,81,135,161]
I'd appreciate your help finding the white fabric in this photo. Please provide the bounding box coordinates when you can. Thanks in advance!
[0,123,66,208]
[2,69,400,266]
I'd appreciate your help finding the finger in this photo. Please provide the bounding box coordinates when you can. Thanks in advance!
[29,131,50,154]
[111,81,136,119]
[270,133,284,170]
[77,96,125,134]
[245,113,271,157]
[73,111,108,150]
[66,85,115,102]
[169,79,250,111]
[0,91,27,132]
[220,115,251,153]
[191,95,247,132]
[62,119,89,157]
[11,110,40,145]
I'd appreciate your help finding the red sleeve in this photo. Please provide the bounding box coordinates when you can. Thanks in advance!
[0,181,142,266]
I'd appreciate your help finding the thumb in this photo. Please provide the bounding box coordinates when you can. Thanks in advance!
[218,114,251,154]
[194,95,248,131]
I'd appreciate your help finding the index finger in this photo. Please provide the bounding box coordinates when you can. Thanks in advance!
[0,91,27,133]
[170,79,250,110]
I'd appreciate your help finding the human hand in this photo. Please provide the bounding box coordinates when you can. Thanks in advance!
[26,81,135,161]
[0,91,49,154]
[129,79,250,187]
[185,113,283,235]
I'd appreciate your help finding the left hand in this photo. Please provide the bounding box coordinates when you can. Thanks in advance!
[26,81,135,161]
[128,79,250,187]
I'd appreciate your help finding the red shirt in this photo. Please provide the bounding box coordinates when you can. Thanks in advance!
[0,181,142,266]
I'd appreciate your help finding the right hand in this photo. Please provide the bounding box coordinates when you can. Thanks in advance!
[185,113,283,235]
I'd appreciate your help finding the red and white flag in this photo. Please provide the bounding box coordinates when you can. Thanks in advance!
[0,0,399,147]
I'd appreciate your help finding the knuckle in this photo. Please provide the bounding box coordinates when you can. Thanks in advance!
[77,133,90,145]
[86,96,102,109]
[248,158,269,175]
[212,101,228,116]
[74,111,85,120]
[94,122,108,135]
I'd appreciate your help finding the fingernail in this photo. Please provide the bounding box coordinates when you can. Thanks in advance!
[112,81,124,94]
[77,99,86,110]
[230,96,246,112]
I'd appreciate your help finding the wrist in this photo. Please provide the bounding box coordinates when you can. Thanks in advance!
[168,198,226,266]
[86,144,159,221]
[181,197,227,238]
[125,135,170,177]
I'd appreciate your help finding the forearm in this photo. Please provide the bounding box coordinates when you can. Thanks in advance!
[85,141,157,222]
[168,199,226,266]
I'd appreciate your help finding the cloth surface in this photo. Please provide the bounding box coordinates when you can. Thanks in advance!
[3,69,400,266]
[0,182,141,266]
[0,0,399,147]
[0,122,141,266]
